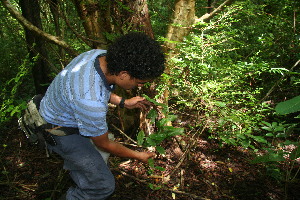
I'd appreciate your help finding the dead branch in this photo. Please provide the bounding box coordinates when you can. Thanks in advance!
[196,0,235,23]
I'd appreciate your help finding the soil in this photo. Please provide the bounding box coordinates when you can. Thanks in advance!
[1,121,299,200]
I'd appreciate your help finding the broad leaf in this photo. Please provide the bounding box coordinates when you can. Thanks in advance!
[156,146,165,155]
[137,131,145,146]
[275,95,300,115]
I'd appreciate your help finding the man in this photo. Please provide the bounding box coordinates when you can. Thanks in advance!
[39,32,165,200]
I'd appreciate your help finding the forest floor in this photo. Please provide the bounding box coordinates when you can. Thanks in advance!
[1,120,299,200]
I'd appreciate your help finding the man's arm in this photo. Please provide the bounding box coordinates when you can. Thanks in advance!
[109,93,152,110]
[91,132,155,163]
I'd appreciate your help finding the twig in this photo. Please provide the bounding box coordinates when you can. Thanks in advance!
[50,168,68,199]
[111,124,138,145]
[169,123,208,177]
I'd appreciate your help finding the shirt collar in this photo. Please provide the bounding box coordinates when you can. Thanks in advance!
[94,54,115,91]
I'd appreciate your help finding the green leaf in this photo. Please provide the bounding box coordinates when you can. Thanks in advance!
[265,133,274,137]
[261,126,273,131]
[146,137,157,146]
[142,94,167,108]
[148,183,162,190]
[251,135,268,144]
[156,146,165,155]
[148,158,155,168]
[275,95,300,115]
[214,101,226,107]
[137,131,145,146]
[149,133,167,143]
[155,166,166,171]
[251,152,285,164]
[147,109,158,122]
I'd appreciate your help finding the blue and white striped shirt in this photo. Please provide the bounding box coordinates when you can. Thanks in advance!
[40,49,114,137]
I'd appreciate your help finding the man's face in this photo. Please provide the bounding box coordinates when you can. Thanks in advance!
[116,72,150,90]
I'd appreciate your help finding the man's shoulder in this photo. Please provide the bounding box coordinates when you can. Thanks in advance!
[81,49,107,57]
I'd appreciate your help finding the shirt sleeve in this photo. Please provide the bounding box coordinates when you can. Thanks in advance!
[72,98,108,137]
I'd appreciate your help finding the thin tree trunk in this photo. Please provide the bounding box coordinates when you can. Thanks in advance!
[19,0,52,94]
[48,0,66,64]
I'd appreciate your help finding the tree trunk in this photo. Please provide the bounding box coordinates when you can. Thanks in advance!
[73,0,111,49]
[19,0,52,94]
[111,0,154,37]
[163,0,196,103]
[165,0,196,53]
[128,0,154,38]
[49,0,66,65]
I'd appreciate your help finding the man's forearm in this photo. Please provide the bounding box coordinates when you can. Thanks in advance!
[109,93,122,106]
[100,140,141,160]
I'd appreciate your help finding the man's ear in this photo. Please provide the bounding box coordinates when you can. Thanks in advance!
[118,71,130,80]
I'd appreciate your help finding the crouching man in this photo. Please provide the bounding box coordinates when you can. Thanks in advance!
[39,32,165,200]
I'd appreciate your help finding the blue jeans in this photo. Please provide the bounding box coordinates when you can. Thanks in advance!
[48,134,115,200]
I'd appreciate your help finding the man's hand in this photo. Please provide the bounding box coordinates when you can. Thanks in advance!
[124,96,153,111]
[136,151,156,163]
[92,133,155,163]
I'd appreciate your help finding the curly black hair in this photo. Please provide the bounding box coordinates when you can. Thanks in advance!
[106,32,165,80]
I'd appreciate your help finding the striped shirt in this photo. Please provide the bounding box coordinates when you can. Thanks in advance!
[39,49,114,137]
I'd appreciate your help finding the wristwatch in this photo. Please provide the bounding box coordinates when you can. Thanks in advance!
[119,97,126,108]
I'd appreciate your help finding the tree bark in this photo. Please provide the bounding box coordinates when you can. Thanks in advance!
[165,0,196,53]
[111,0,154,38]
[128,0,154,38]
[72,0,111,49]
[162,0,196,104]
[19,0,52,94]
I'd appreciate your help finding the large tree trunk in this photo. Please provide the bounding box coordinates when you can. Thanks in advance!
[162,0,196,103]
[73,0,111,49]
[19,0,52,94]
[128,0,154,38]
[111,0,154,37]
[165,0,196,53]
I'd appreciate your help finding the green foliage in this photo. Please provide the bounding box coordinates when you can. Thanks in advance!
[251,96,300,182]
[136,95,184,178]
[0,56,33,125]
[161,0,299,151]
[138,95,184,151]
